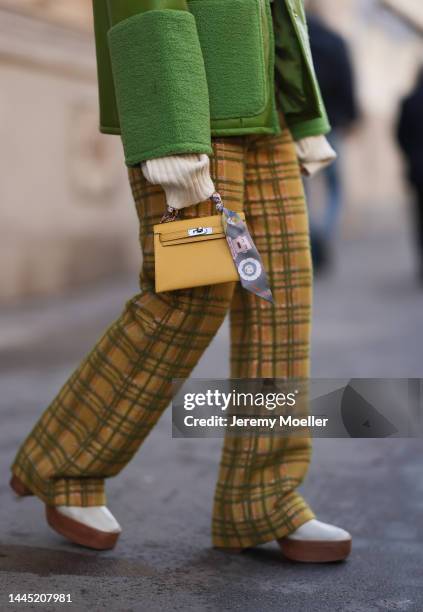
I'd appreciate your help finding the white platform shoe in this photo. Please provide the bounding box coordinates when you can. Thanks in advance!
[278,519,352,562]
[45,506,122,550]
[216,519,352,563]
[10,475,121,550]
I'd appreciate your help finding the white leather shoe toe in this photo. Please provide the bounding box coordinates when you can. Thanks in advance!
[56,506,122,533]
[287,519,351,542]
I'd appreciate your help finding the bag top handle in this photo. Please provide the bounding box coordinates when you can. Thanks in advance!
[160,192,224,224]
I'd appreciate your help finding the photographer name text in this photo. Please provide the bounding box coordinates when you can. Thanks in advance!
[184,415,329,429]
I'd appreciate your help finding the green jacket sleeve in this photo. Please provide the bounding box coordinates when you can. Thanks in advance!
[273,0,330,140]
[106,0,212,165]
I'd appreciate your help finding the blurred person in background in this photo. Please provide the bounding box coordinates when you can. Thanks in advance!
[397,66,423,283]
[306,9,360,273]
[9,0,351,563]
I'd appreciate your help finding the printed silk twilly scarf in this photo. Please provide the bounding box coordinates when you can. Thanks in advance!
[210,193,274,303]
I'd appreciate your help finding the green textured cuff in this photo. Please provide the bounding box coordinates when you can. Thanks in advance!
[288,116,331,142]
[108,10,212,165]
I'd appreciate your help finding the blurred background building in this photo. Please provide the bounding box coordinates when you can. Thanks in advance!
[0,0,138,303]
[0,0,422,302]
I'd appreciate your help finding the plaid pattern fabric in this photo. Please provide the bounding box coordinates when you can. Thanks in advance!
[11,123,315,548]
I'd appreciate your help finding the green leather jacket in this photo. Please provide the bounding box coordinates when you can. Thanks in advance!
[92,0,329,166]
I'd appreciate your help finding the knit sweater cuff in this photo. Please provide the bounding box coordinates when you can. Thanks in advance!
[142,154,215,210]
[295,135,337,177]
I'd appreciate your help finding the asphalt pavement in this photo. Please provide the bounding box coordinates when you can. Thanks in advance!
[0,230,422,612]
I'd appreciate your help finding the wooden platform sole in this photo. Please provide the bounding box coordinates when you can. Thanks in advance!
[10,475,33,497]
[278,537,352,563]
[215,537,352,563]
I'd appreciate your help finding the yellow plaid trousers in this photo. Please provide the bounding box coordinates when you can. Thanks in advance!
[12,125,315,549]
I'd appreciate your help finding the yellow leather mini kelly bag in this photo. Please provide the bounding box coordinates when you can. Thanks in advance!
[153,212,245,293]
